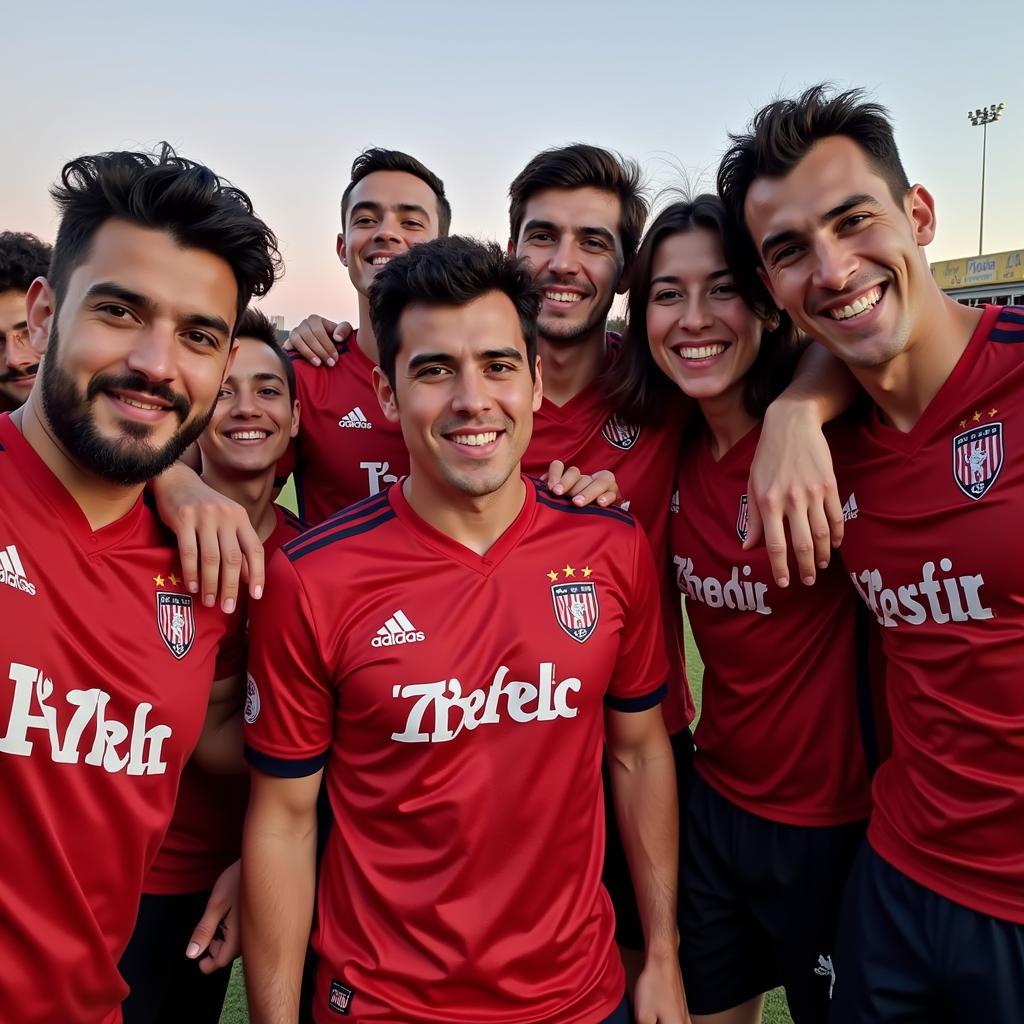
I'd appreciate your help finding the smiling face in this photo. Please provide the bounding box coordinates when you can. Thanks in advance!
[339,170,443,297]
[197,335,299,477]
[374,290,542,501]
[0,288,40,407]
[513,187,624,346]
[27,219,238,486]
[646,228,766,406]
[744,135,936,370]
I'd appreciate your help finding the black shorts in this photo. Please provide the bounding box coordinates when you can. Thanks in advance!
[830,843,1024,1024]
[120,890,233,1024]
[680,773,865,1021]
[602,727,694,950]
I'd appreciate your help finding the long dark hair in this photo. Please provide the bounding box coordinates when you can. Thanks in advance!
[608,193,802,427]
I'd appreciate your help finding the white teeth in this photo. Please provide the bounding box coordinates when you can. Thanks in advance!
[679,344,727,360]
[451,431,498,447]
[119,396,163,411]
[544,291,581,303]
[227,430,270,441]
[371,256,392,266]
[829,286,883,321]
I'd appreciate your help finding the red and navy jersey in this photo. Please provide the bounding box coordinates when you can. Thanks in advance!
[284,332,409,525]
[527,335,693,732]
[671,423,873,826]
[144,504,307,895]
[0,414,242,1024]
[830,305,1024,922]
[244,478,667,1024]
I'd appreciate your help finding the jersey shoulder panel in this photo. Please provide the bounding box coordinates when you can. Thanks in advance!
[532,479,637,529]
[283,489,396,564]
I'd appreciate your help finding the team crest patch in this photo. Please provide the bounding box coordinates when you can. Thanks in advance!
[736,494,749,543]
[551,581,600,643]
[953,422,1003,500]
[601,413,642,451]
[328,980,354,1015]
[156,592,195,659]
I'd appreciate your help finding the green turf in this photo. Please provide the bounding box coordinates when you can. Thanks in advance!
[219,583,793,1023]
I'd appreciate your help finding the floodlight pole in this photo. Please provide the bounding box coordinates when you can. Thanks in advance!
[967,102,1005,256]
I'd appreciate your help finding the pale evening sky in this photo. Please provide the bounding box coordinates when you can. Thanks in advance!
[5,0,1020,328]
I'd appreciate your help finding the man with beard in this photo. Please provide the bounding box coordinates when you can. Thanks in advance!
[0,144,279,1024]
[0,231,51,411]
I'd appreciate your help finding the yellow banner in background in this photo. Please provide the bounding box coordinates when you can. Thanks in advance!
[932,249,1024,290]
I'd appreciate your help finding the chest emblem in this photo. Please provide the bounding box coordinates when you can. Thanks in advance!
[736,494,749,543]
[953,421,1003,500]
[551,580,600,643]
[156,591,196,659]
[601,414,641,451]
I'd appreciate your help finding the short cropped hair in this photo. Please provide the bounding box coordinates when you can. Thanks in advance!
[369,236,540,389]
[235,306,295,401]
[0,232,52,294]
[340,148,452,235]
[47,143,281,325]
[508,144,648,265]
[609,195,802,426]
[717,84,911,235]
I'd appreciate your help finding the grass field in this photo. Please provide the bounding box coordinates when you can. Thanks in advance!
[219,518,794,1022]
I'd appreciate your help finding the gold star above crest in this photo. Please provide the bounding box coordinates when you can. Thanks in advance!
[563,564,575,578]
[153,574,165,587]
[989,407,999,418]
[546,570,559,582]
[959,419,968,429]
[973,410,982,423]
[582,566,593,578]
[168,573,180,587]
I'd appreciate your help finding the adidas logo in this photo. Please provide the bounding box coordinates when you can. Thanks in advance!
[0,544,37,596]
[339,407,372,429]
[670,490,680,514]
[371,609,425,647]
[842,493,859,522]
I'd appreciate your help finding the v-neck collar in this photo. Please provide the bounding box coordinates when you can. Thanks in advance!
[389,476,538,577]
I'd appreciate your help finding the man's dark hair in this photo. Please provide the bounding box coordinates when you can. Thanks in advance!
[236,306,296,401]
[717,84,911,236]
[609,195,802,426]
[370,236,540,389]
[340,148,452,235]
[47,143,281,326]
[0,232,52,293]
[508,144,648,266]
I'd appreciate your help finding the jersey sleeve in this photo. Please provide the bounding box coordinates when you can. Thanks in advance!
[606,524,669,712]
[243,549,333,777]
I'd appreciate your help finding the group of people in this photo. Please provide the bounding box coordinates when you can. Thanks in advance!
[1,82,1021,1024]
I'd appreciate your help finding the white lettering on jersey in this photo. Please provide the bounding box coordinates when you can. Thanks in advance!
[849,558,993,628]
[673,556,772,616]
[0,661,172,775]
[390,663,581,743]
[361,460,399,496]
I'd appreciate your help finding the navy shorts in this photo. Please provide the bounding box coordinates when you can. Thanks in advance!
[679,773,865,1021]
[602,727,694,949]
[830,842,1024,1024]
[599,992,632,1023]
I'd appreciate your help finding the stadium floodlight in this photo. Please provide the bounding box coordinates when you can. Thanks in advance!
[967,102,1006,256]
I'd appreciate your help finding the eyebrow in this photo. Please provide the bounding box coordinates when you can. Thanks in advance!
[760,193,880,259]
[84,281,231,337]
[349,200,431,221]
[407,347,525,371]
[522,218,617,247]
[650,267,732,287]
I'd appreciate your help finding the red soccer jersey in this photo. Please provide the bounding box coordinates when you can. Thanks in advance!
[144,504,307,895]
[244,479,668,1024]
[0,414,242,1024]
[671,423,873,826]
[526,336,693,732]
[287,332,409,525]
[830,304,1024,923]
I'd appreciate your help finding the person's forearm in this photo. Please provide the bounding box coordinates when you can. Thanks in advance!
[770,342,858,425]
[609,734,680,959]
[241,816,317,1024]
